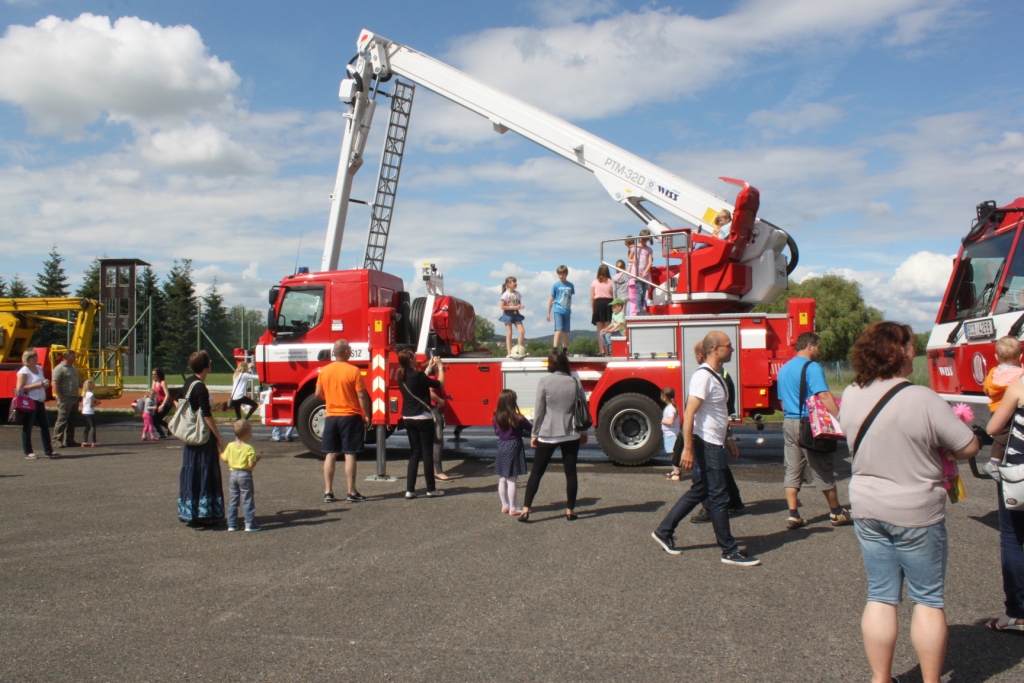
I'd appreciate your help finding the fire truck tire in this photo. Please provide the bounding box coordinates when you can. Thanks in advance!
[410,297,427,346]
[596,393,663,466]
[296,394,327,457]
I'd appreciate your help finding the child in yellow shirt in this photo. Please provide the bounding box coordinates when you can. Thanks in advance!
[221,420,261,531]
[983,336,1024,479]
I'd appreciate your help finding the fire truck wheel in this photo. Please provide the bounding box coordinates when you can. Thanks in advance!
[296,394,327,458]
[596,393,662,466]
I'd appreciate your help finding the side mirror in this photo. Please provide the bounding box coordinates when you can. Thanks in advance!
[268,286,280,306]
[267,307,278,332]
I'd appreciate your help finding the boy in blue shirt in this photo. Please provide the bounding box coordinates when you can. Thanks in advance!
[546,265,574,352]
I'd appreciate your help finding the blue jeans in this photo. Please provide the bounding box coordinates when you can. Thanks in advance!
[227,470,256,528]
[272,426,295,440]
[998,484,1024,618]
[655,435,738,555]
[855,518,947,608]
[22,399,54,456]
[553,311,570,332]
[600,332,612,352]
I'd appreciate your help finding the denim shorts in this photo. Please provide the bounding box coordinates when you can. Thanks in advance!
[855,518,947,608]
[553,311,571,332]
[663,432,677,455]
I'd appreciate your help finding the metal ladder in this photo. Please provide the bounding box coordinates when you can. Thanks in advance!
[363,80,415,270]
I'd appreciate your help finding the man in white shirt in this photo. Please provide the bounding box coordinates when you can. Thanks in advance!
[651,331,760,566]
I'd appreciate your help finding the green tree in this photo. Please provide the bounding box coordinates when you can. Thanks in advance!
[9,276,31,298]
[568,336,600,356]
[754,273,883,361]
[473,316,495,349]
[155,260,198,375]
[915,332,930,356]
[0,276,7,297]
[137,266,165,369]
[75,257,102,300]
[201,280,233,371]
[33,246,72,348]
[526,340,551,357]
[227,305,267,352]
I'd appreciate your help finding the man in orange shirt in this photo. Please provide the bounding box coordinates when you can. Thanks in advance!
[316,339,372,503]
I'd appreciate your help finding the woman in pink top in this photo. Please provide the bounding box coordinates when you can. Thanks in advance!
[629,230,653,315]
[590,264,615,355]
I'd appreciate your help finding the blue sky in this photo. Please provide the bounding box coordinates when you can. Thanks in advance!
[1,0,1022,330]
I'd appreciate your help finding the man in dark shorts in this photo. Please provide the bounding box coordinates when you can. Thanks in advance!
[315,339,372,503]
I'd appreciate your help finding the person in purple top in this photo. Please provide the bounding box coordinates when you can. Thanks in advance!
[493,389,530,516]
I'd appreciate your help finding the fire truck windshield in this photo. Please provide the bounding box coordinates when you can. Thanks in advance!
[940,230,1014,323]
[275,286,324,337]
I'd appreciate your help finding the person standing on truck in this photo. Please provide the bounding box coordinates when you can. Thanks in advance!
[590,265,614,356]
[52,350,81,448]
[316,339,372,504]
[776,332,852,530]
[229,360,260,421]
[546,265,574,353]
[651,331,759,566]
[499,276,526,356]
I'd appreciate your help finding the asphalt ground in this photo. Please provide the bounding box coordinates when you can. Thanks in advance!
[2,421,1023,682]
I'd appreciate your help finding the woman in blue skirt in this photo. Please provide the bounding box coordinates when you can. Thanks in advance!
[177,350,226,526]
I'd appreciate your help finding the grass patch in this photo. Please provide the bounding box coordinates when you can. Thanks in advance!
[124,373,235,386]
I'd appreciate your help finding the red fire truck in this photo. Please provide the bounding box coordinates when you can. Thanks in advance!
[254,30,813,465]
[927,197,1024,420]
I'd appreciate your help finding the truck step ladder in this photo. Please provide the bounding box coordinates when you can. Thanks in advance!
[363,80,415,270]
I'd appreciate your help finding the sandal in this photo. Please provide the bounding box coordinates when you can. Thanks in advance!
[986,615,1024,632]
[668,473,683,482]
[501,507,510,514]
[435,474,453,481]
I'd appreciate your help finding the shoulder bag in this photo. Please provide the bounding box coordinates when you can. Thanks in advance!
[168,380,211,446]
[798,361,838,453]
[850,381,911,457]
[998,426,1024,510]
[402,379,445,441]
[572,376,593,431]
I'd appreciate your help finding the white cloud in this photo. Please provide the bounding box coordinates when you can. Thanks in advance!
[439,0,954,122]
[138,123,275,175]
[530,0,616,26]
[748,102,844,135]
[797,250,954,327]
[0,14,239,136]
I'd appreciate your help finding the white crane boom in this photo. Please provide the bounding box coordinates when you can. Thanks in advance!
[321,29,792,306]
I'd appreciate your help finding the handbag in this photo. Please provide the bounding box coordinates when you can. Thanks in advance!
[805,393,845,440]
[402,379,445,441]
[572,377,593,431]
[998,439,1024,511]
[12,390,35,414]
[797,361,837,453]
[168,380,211,446]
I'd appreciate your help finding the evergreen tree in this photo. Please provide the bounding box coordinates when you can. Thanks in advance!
[34,246,72,348]
[76,257,102,300]
[75,257,103,350]
[201,280,233,371]
[137,266,165,371]
[155,260,198,376]
[0,276,7,297]
[9,276,31,298]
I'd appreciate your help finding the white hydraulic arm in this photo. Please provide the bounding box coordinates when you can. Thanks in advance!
[322,30,792,304]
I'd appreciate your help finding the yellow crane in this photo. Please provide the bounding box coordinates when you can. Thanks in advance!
[0,297,124,399]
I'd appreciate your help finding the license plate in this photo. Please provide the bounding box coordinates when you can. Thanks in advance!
[964,318,995,340]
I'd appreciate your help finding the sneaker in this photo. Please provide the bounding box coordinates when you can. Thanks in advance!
[346,492,366,502]
[690,508,711,524]
[286,436,296,442]
[405,491,417,499]
[425,489,445,497]
[983,461,1001,480]
[727,504,745,516]
[830,509,853,526]
[270,437,281,442]
[721,552,760,566]
[786,516,807,530]
[227,526,239,532]
[324,492,337,503]
[245,523,261,532]
[651,531,683,555]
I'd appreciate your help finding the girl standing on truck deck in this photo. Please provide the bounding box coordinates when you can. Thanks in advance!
[493,389,530,516]
[499,276,526,356]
